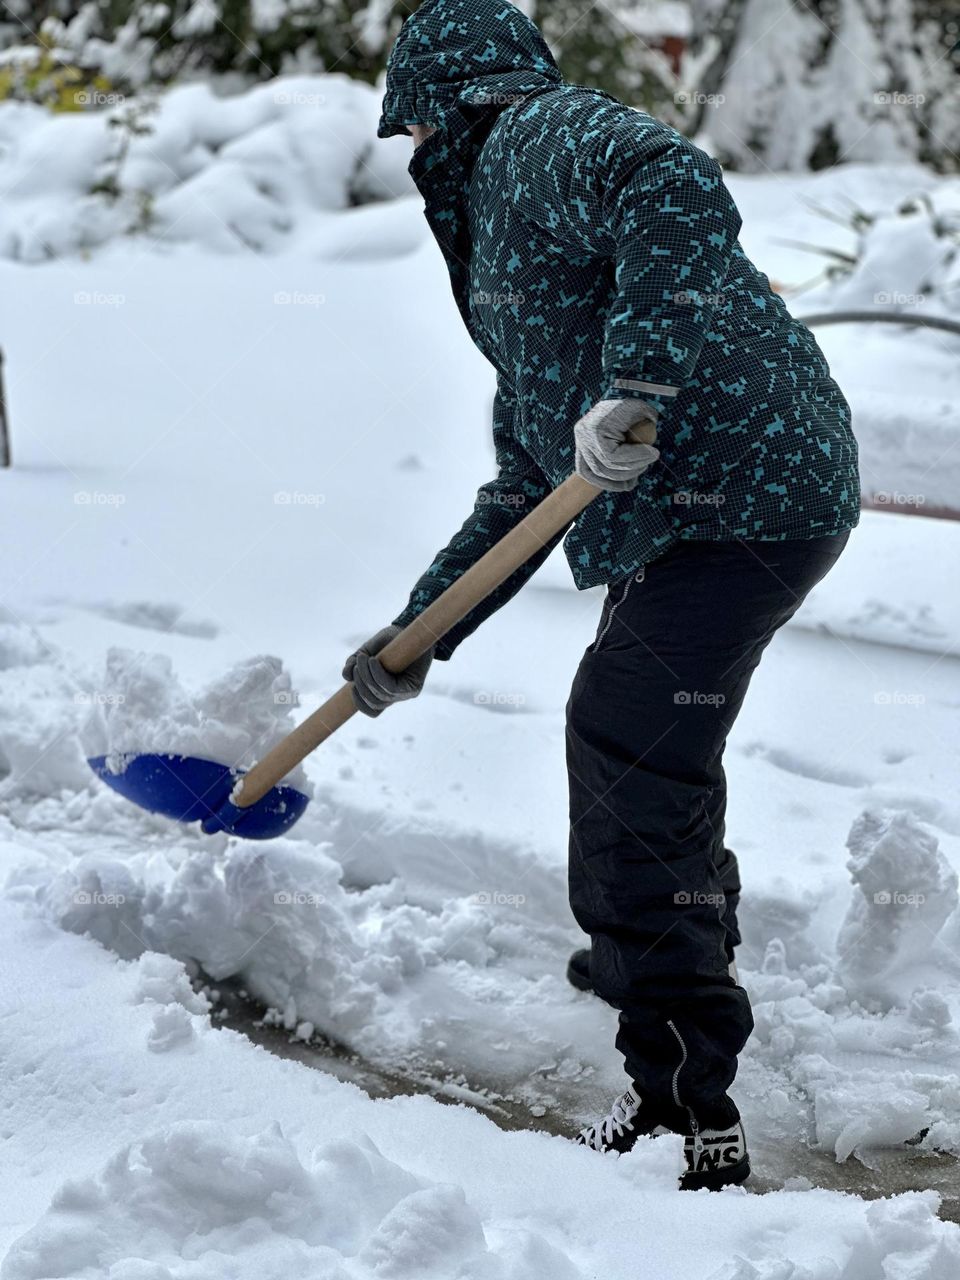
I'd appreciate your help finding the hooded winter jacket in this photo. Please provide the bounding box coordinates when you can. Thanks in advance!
[381,0,859,658]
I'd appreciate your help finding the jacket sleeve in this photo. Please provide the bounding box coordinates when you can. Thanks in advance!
[393,377,562,660]
[510,104,742,415]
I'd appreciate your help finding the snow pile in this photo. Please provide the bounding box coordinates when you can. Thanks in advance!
[837,810,959,1006]
[712,1196,960,1280]
[742,805,960,1160]
[81,648,310,791]
[0,75,413,261]
[1,1122,579,1280]
[37,834,534,1052]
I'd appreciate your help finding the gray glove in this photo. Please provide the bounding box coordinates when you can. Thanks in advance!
[342,625,434,718]
[574,398,660,492]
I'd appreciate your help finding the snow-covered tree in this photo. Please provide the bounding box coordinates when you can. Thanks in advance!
[689,0,959,172]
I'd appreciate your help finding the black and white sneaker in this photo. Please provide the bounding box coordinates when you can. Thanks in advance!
[575,1084,668,1154]
[577,1085,751,1190]
[680,1120,750,1191]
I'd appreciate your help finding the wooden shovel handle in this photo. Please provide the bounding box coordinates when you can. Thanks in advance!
[235,420,655,808]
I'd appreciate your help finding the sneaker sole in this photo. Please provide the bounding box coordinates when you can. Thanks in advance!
[679,1154,751,1192]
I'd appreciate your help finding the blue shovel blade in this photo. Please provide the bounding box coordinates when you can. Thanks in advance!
[87,753,309,840]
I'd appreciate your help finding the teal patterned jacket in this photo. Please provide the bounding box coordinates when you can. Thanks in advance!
[380,0,859,658]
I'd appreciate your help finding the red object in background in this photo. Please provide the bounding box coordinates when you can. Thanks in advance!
[653,34,685,76]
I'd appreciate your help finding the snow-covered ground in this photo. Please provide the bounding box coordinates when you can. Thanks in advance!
[1,77,959,1276]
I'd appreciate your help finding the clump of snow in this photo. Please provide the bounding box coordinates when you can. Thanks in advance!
[43,855,147,959]
[0,618,90,796]
[0,612,50,669]
[837,809,959,1006]
[1,1123,579,1280]
[133,950,210,1016]
[81,648,311,791]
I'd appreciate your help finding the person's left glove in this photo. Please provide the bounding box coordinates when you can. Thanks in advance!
[342,624,434,717]
[574,399,660,492]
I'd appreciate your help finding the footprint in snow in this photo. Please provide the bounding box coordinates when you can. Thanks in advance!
[81,600,219,639]
[743,742,871,789]
[436,684,536,715]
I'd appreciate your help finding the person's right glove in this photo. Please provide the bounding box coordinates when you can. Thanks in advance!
[342,624,434,717]
[574,399,660,492]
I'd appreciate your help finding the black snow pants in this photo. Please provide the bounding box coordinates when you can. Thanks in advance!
[566,532,849,1125]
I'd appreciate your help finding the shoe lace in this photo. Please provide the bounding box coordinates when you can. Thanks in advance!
[579,1090,638,1152]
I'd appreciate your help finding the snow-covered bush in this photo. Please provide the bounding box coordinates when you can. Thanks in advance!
[793,191,960,313]
[0,73,412,260]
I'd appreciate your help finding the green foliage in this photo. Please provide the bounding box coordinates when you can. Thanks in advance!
[0,50,117,112]
[1,1,679,114]
[533,0,676,115]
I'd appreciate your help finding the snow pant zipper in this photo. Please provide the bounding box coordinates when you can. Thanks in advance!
[667,1018,704,1154]
[592,568,645,653]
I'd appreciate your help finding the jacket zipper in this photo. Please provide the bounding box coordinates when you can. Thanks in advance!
[593,568,645,652]
[667,1019,704,1155]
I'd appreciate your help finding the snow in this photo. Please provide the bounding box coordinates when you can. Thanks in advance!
[81,648,309,788]
[1,900,959,1280]
[0,79,958,1276]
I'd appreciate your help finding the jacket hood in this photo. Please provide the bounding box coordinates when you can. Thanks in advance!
[378,0,562,139]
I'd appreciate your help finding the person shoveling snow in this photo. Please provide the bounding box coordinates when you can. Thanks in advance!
[338,0,860,1192]
[82,0,860,1195]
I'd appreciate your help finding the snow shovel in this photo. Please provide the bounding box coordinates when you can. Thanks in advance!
[88,422,655,840]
